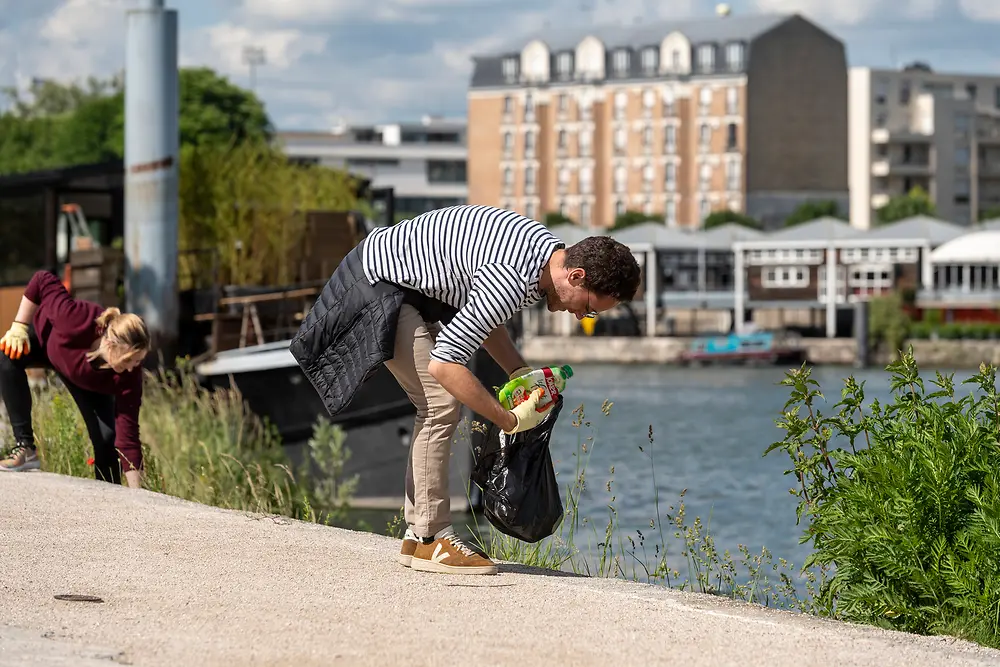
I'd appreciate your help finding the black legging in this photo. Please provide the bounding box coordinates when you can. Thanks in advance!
[0,324,122,484]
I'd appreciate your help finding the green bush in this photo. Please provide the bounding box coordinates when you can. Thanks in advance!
[766,349,1000,647]
[868,293,911,356]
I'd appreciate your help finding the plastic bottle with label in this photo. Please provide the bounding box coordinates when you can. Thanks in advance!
[497,365,574,413]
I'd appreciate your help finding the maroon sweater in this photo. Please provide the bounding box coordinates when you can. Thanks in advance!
[24,270,143,472]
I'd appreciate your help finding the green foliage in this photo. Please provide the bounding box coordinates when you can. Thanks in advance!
[767,352,1000,647]
[178,138,361,286]
[877,186,936,224]
[30,359,356,524]
[704,209,761,230]
[613,209,663,230]
[910,321,1000,340]
[868,292,912,357]
[785,200,844,227]
[304,416,359,526]
[543,211,575,227]
[0,68,271,175]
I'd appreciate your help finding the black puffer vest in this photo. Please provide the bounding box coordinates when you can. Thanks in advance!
[289,237,456,418]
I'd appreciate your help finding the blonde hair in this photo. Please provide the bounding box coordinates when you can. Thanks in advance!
[86,307,151,370]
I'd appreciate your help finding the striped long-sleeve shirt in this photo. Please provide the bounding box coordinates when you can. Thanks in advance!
[361,205,564,366]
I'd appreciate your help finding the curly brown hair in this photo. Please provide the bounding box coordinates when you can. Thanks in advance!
[564,236,641,302]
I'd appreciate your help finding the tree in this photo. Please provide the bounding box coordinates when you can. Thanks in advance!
[543,211,575,227]
[876,186,936,224]
[784,200,843,227]
[0,67,273,175]
[613,209,662,230]
[703,209,761,230]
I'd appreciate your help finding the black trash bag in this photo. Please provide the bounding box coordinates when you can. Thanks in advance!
[471,396,565,543]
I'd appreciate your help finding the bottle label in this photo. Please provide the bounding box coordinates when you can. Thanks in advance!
[540,367,560,411]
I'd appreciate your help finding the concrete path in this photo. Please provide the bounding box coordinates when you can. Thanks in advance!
[2,472,999,667]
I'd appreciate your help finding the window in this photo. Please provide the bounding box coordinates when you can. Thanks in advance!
[699,197,711,223]
[558,200,567,215]
[900,80,911,105]
[503,95,513,115]
[643,163,655,185]
[580,201,591,226]
[614,127,627,153]
[726,157,741,191]
[613,49,630,76]
[615,200,626,216]
[671,49,681,71]
[874,79,888,105]
[558,93,568,113]
[524,93,534,121]
[665,200,676,226]
[502,57,518,81]
[665,163,676,191]
[524,131,535,156]
[955,147,970,166]
[642,88,656,110]
[503,131,513,153]
[725,42,744,71]
[580,167,592,194]
[700,123,711,149]
[727,123,738,150]
[558,168,571,186]
[525,201,537,220]
[643,198,654,215]
[579,131,592,156]
[641,47,658,74]
[763,267,810,289]
[995,85,1000,109]
[614,90,628,118]
[642,125,653,148]
[503,167,513,186]
[700,163,712,190]
[614,165,627,193]
[426,160,466,183]
[699,87,712,114]
[558,129,567,151]
[662,88,675,116]
[696,44,715,73]
[726,87,738,115]
[0,195,47,285]
[665,125,676,153]
[556,52,573,78]
[524,166,535,193]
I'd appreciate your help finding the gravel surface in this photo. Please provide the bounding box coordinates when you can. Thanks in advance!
[2,471,999,667]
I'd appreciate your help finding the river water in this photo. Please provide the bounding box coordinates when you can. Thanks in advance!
[505,361,975,595]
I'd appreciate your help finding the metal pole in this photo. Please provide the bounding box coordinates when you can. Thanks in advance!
[124,0,180,362]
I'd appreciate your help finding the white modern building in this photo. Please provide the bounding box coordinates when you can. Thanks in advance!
[277,116,468,220]
[849,64,1000,230]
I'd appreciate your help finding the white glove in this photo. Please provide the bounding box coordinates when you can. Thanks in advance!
[503,387,553,434]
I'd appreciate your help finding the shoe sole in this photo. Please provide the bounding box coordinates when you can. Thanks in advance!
[397,554,413,567]
[0,460,40,472]
[410,559,497,575]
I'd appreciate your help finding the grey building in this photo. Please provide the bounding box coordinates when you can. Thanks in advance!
[277,117,468,220]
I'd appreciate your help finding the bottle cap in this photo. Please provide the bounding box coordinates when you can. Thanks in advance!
[561,364,574,378]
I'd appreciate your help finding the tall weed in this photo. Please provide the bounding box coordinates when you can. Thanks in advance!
[767,347,1000,647]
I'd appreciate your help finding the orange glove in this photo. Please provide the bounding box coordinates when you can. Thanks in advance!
[0,322,30,360]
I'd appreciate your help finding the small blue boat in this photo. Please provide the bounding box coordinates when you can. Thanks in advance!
[680,331,805,366]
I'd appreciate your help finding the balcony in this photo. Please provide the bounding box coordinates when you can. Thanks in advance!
[871,128,933,144]
[871,159,932,177]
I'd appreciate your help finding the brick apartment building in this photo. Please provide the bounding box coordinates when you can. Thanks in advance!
[466,12,849,229]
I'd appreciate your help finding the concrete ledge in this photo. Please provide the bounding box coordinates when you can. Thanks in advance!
[523,336,1000,369]
[3,472,1000,666]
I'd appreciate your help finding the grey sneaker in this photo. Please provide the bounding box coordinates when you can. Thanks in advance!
[0,444,40,472]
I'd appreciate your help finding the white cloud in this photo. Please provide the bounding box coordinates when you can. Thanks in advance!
[754,0,876,24]
[239,0,499,23]
[958,0,1000,21]
[182,22,327,75]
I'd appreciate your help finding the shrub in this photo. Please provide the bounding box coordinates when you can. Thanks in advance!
[766,349,1000,647]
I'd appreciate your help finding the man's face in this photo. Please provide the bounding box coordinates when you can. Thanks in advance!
[546,267,618,320]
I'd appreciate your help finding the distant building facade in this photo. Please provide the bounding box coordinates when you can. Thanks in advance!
[849,64,1000,229]
[466,12,849,229]
[277,117,468,220]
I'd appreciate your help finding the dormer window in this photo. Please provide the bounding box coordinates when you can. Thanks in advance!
[640,47,658,75]
[696,44,715,73]
[555,51,574,80]
[725,42,745,72]
[612,48,630,77]
[502,56,519,82]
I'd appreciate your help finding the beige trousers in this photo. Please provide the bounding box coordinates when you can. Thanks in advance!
[383,304,461,537]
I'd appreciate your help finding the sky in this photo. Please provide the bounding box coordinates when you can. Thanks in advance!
[0,0,998,132]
